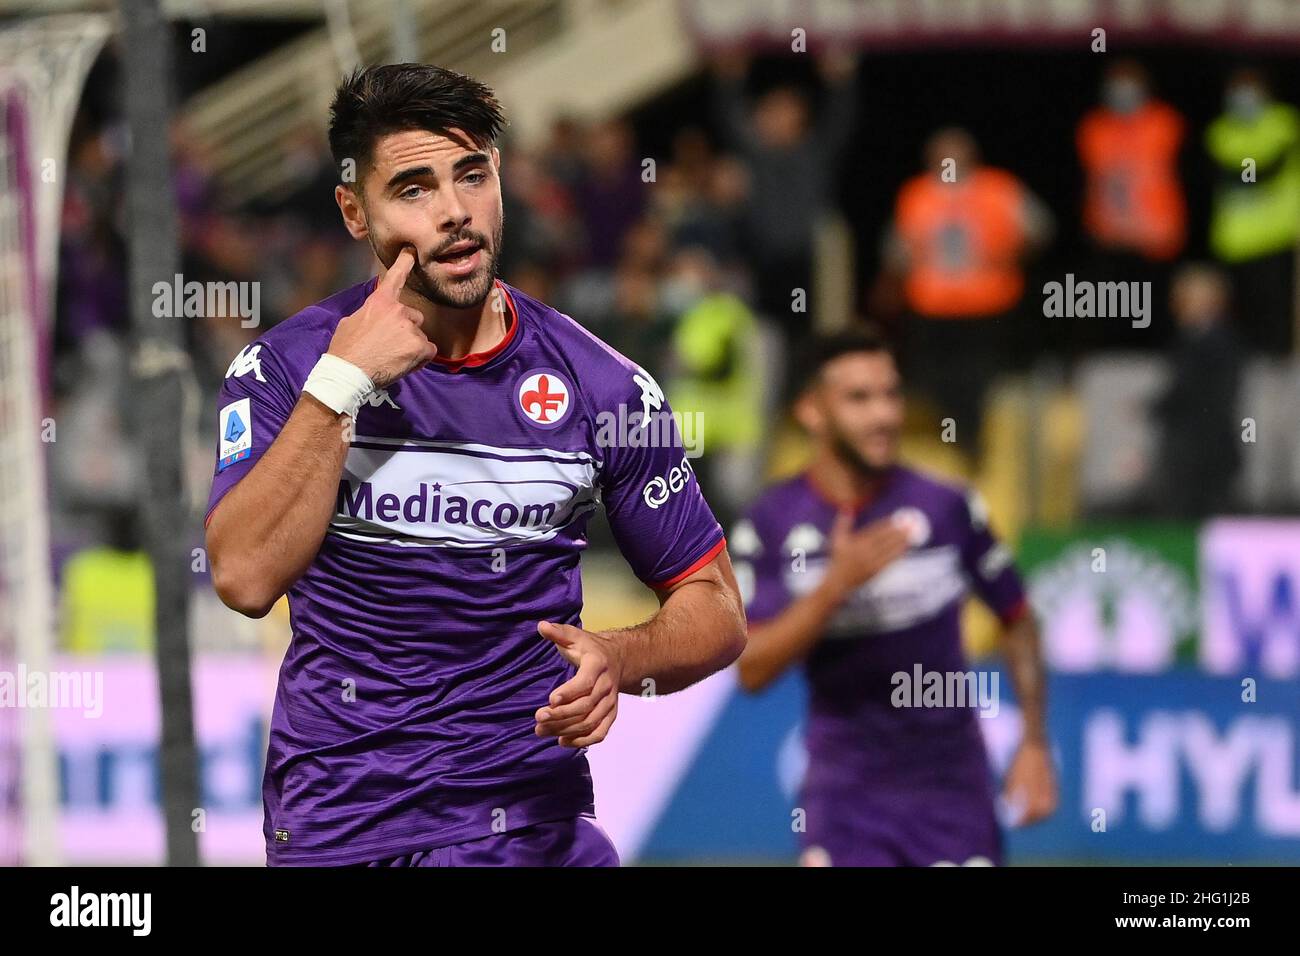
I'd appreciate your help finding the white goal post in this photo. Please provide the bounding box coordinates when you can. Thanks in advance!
[0,13,112,867]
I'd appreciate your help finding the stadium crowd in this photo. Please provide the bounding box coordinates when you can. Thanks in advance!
[43,48,1300,653]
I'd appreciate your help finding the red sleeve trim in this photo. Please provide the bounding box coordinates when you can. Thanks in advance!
[647,535,726,590]
[203,489,229,530]
[1000,595,1030,626]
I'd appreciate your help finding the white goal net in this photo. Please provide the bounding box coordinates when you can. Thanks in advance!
[0,13,111,866]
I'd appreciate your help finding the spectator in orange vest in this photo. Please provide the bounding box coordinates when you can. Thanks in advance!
[1077,60,1187,263]
[1074,60,1187,351]
[882,128,1052,452]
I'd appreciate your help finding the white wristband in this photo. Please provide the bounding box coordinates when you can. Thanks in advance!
[302,354,374,418]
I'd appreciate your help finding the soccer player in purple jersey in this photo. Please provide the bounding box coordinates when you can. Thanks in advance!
[733,330,1057,866]
[203,64,746,866]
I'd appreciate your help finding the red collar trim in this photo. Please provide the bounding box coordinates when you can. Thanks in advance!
[428,279,519,373]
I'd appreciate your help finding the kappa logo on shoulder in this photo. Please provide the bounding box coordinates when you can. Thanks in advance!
[633,369,664,427]
[516,369,573,428]
[225,344,265,382]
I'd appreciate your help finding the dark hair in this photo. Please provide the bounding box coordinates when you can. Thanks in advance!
[798,325,897,394]
[328,63,507,182]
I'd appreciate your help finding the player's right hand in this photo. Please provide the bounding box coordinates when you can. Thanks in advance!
[326,246,438,388]
[823,511,910,600]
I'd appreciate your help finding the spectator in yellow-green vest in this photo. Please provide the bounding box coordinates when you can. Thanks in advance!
[663,247,768,527]
[60,507,155,654]
[1205,69,1300,354]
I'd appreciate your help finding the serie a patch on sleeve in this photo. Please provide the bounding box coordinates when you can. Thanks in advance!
[217,397,253,472]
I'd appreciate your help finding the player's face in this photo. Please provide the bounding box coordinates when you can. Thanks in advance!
[339,128,504,310]
[803,351,904,473]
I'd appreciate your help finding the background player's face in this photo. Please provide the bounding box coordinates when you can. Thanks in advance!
[341,128,504,310]
[801,351,904,473]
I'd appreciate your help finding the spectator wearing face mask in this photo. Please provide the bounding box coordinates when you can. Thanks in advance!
[1205,68,1300,354]
[663,246,766,525]
[881,127,1053,454]
[1078,60,1187,265]
[1075,60,1188,350]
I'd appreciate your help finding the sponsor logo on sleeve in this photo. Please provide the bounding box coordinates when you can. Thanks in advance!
[979,542,1013,579]
[641,454,696,509]
[217,398,253,472]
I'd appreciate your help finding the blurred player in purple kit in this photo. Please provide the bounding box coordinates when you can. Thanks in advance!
[204,64,746,866]
[734,330,1057,866]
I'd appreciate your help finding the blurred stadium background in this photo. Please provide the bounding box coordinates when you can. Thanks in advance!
[2,0,1300,865]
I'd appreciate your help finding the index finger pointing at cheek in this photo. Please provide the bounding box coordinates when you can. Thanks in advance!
[381,245,417,294]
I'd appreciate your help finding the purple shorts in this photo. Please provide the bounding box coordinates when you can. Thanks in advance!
[359,814,619,867]
[799,787,1002,867]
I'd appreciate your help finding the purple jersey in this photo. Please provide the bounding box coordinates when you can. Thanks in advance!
[361,814,618,867]
[206,278,723,865]
[732,466,1027,865]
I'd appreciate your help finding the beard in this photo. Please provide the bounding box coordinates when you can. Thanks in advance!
[828,423,893,477]
[373,212,504,310]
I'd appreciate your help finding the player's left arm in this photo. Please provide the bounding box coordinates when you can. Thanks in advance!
[958,490,1058,826]
[533,367,745,748]
[627,545,746,695]
[996,608,1057,826]
[534,549,745,747]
